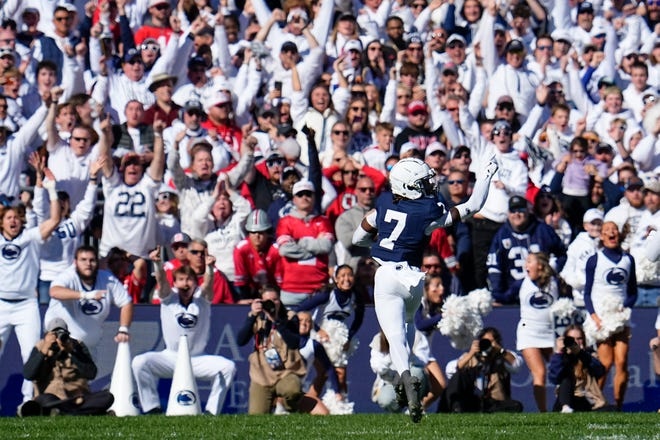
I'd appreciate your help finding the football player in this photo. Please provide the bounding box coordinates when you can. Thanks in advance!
[352,157,497,422]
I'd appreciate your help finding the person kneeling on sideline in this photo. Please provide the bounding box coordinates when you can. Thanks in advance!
[132,247,236,415]
[20,318,113,416]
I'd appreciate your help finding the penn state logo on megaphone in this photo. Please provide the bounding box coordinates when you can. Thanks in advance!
[176,390,197,406]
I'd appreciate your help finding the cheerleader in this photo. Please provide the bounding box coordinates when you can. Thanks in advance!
[516,252,560,412]
[414,273,448,409]
[584,221,637,409]
[295,265,365,394]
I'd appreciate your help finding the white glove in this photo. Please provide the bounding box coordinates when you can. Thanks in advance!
[42,179,58,201]
[80,290,103,300]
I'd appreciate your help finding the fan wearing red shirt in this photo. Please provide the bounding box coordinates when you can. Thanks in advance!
[233,209,283,303]
[323,156,386,226]
[163,232,192,287]
[201,90,242,155]
[276,180,334,307]
[134,0,174,47]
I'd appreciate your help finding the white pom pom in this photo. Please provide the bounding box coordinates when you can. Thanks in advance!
[466,288,493,316]
[321,390,354,415]
[550,298,577,321]
[438,293,489,350]
[584,293,631,345]
[315,319,359,367]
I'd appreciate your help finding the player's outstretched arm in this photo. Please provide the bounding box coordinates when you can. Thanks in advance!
[425,157,498,233]
[115,302,133,343]
[352,209,377,247]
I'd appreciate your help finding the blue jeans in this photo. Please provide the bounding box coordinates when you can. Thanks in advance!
[37,279,51,305]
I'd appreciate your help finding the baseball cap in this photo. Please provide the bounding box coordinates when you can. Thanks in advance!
[624,177,644,191]
[446,34,466,46]
[505,39,525,53]
[171,232,192,246]
[45,317,68,333]
[343,39,363,53]
[425,142,447,158]
[644,178,660,194]
[123,48,141,63]
[184,99,204,114]
[590,25,607,38]
[450,145,471,160]
[400,142,420,156]
[292,180,315,195]
[204,91,231,112]
[508,195,528,212]
[597,77,616,89]
[595,143,614,154]
[577,1,594,14]
[551,29,572,44]
[406,33,423,47]
[497,95,514,105]
[282,166,302,180]
[583,208,604,224]
[265,150,284,161]
[187,56,208,69]
[493,119,512,132]
[281,41,299,53]
[407,100,427,114]
[493,23,507,34]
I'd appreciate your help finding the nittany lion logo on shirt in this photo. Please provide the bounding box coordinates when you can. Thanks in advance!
[80,299,104,315]
[1,244,21,260]
[605,267,628,285]
[176,313,198,328]
[529,291,554,309]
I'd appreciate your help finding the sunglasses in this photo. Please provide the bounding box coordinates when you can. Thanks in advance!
[281,47,298,54]
[72,136,90,142]
[431,33,447,39]
[497,103,514,111]
[333,130,349,136]
[54,15,71,22]
[411,2,426,8]
[189,249,205,256]
[154,3,170,10]
[141,43,160,52]
[447,42,465,49]
[127,59,143,65]
[266,158,284,167]
[447,179,465,185]
[492,128,512,136]
[357,187,375,193]
[536,45,552,51]
[295,190,313,198]
[350,106,366,112]
[453,153,470,159]
[342,170,359,176]
[411,110,427,116]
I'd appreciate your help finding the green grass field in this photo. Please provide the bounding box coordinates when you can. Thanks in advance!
[1,413,659,439]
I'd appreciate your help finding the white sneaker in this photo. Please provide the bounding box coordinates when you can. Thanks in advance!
[274,402,290,415]
[561,405,574,413]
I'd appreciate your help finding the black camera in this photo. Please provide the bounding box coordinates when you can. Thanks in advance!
[53,328,70,344]
[261,300,276,315]
[563,336,578,353]
[478,338,493,357]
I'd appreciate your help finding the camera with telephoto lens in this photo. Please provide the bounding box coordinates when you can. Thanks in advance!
[261,300,276,315]
[478,338,493,357]
[562,336,578,354]
[250,41,270,59]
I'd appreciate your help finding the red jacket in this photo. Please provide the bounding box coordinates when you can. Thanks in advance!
[276,214,334,293]
[233,239,283,293]
[134,25,173,46]
[201,119,242,154]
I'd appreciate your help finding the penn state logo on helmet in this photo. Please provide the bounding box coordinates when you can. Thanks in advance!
[529,291,554,309]
[80,299,104,315]
[605,267,628,285]
[176,312,198,328]
[176,390,197,406]
[1,244,21,261]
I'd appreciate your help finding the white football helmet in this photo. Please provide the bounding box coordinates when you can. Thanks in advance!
[389,158,437,200]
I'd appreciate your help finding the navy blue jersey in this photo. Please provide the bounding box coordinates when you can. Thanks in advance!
[371,193,445,267]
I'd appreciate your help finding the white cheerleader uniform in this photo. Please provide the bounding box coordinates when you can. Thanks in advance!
[516,277,559,351]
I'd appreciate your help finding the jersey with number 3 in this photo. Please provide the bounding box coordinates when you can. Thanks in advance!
[371,193,445,267]
[100,171,160,258]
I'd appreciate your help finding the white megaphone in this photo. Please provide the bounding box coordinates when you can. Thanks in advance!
[166,335,201,416]
[108,342,140,416]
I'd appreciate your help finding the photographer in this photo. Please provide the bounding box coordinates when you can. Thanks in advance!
[236,285,306,414]
[19,318,113,416]
[439,327,523,413]
[550,325,608,413]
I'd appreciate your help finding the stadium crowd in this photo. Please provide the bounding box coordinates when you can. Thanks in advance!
[0,0,659,416]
